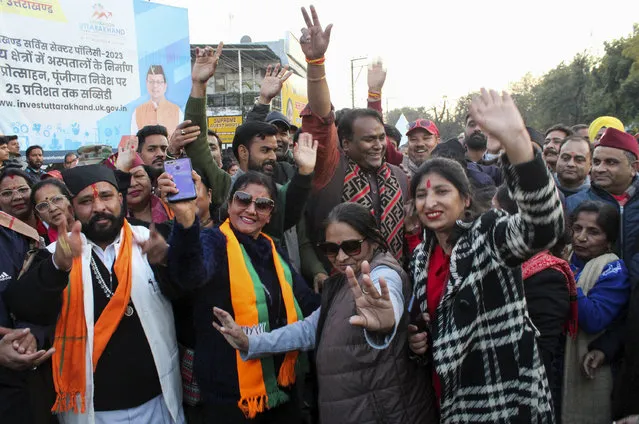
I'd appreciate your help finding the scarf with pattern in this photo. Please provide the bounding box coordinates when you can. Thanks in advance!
[342,158,405,260]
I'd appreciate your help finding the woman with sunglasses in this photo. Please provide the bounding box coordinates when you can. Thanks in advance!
[30,179,75,243]
[209,202,437,424]
[160,170,320,424]
[407,90,564,423]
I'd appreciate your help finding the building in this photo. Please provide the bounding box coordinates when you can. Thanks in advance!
[191,32,308,147]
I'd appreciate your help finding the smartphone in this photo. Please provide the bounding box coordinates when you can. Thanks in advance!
[164,158,197,203]
[408,294,428,332]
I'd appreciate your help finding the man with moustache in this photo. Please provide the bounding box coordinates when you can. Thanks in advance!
[136,125,169,171]
[181,44,316,242]
[25,146,45,182]
[402,119,440,177]
[3,164,184,424]
[554,135,591,197]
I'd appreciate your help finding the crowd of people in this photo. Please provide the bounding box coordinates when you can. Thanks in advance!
[2,5,639,424]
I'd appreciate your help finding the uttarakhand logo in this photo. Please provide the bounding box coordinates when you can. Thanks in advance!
[91,3,112,21]
[79,3,125,36]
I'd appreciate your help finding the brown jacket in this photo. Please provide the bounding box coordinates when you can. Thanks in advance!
[315,252,438,424]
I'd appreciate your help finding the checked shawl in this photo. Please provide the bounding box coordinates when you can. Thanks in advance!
[410,154,563,423]
[342,158,404,260]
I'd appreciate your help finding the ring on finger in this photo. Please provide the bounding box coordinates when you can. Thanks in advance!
[361,287,369,296]
[180,130,186,135]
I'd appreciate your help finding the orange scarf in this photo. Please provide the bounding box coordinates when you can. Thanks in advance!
[219,220,302,418]
[135,98,180,137]
[51,220,134,413]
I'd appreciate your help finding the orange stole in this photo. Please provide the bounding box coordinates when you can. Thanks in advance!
[135,98,180,136]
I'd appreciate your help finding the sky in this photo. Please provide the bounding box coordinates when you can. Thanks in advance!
[154,0,639,112]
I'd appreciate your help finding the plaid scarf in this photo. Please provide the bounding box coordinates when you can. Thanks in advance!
[522,250,578,338]
[342,159,405,260]
[52,221,133,414]
[220,220,302,418]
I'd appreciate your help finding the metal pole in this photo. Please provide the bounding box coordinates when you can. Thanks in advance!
[351,59,355,108]
[238,50,243,114]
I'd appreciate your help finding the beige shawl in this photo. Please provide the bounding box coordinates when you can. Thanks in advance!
[561,252,618,424]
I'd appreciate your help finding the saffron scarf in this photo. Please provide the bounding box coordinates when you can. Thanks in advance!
[51,220,134,413]
[522,250,578,338]
[219,220,302,418]
[342,158,405,260]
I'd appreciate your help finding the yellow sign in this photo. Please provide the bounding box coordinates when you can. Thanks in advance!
[0,0,67,22]
[207,115,243,145]
[281,74,307,127]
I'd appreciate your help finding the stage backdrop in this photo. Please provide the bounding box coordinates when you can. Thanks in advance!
[0,0,190,161]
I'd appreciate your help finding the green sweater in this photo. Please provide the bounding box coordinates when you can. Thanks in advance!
[183,96,312,242]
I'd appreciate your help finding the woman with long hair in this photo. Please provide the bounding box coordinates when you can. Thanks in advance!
[408,89,564,422]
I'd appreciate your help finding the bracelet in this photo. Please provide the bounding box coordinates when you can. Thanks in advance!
[368,90,382,99]
[307,75,326,83]
[305,56,325,65]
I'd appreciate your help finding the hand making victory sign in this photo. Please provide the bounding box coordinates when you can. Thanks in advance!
[300,5,332,60]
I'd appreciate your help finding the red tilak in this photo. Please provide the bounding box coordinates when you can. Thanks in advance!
[91,183,99,199]
[426,179,431,189]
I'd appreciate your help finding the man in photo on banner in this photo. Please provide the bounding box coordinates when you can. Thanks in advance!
[131,65,184,138]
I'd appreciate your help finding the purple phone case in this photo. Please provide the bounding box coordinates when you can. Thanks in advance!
[164,158,197,202]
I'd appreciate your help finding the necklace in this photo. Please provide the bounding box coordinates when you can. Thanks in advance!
[90,256,134,317]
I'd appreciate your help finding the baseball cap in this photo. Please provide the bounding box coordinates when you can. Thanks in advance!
[407,119,440,137]
[266,111,291,131]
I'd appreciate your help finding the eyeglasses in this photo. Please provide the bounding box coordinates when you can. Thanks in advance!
[317,239,365,258]
[233,191,275,213]
[0,186,30,201]
[408,119,434,130]
[35,194,67,213]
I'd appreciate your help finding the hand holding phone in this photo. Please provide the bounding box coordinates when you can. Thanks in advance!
[163,158,197,203]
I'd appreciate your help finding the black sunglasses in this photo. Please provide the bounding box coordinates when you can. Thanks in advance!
[317,239,365,257]
[233,191,275,213]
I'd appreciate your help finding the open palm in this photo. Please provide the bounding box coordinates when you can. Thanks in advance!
[300,6,332,60]
[192,42,223,84]
[260,64,293,103]
[293,132,318,175]
[348,261,395,333]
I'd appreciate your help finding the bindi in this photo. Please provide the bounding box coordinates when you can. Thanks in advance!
[426,179,431,189]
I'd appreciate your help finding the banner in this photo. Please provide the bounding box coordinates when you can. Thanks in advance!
[207,115,242,146]
[0,0,190,159]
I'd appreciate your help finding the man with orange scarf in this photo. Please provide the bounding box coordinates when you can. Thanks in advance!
[3,165,184,424]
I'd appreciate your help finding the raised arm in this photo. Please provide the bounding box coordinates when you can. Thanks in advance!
[246,64,293,123]
[470,89,564,267]
[299,5,339,191]
[281,133,317,231]
[184,43,231,207]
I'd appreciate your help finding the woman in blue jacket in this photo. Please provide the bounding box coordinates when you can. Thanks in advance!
[562,200,631,424]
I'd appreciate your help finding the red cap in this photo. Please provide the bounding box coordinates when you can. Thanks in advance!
[407,119,440,137]
[598,128,639,159]
[42,170,63,180]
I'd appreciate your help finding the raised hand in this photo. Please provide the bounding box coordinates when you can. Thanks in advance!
[259,64,293,105]
[168,120,201,155]
[300,5,333,60]
[347,261,395,333]
[192,42,224,84]
[115,136,138,172]
[157,171,198,228]
[212,307,249,351]
[53,220,83,272]
[136,223,169,265]
[469,89,532,164]
[367,59,386,93]
[0,327,55,371]
[293,132,318,176]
